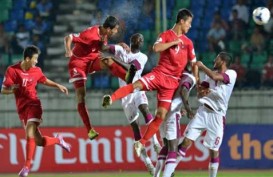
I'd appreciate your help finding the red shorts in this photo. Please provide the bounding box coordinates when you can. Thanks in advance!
[18,105,43,126]
[139,70,179,109]
[68,56,101,83]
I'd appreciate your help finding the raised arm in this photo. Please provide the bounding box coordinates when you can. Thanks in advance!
[196,61,225,81]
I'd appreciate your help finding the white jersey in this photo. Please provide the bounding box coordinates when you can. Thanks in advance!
[113,45,148,87]
[198,69,237,116]
[112,45,149,123]
[160,72,196,140]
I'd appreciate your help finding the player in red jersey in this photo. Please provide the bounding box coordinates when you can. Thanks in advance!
[102,9,198,156]
[64,16,133,140]
[1,45,71,177]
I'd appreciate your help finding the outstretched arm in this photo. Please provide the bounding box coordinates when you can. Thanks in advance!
[43,79,68,95]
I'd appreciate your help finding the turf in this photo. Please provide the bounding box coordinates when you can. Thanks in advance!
[2,170,273,177]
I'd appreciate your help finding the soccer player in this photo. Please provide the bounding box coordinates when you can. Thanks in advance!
[102,9,198,156]
[155,70,196,177]
[1,45,71,177]
[64,15,134,140]
[177,52,237,177]
[102,33,161,176]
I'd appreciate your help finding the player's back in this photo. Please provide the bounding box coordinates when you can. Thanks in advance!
[71,26,103,58]
[154,30,196,78]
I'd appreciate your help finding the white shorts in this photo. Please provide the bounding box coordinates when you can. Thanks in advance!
[183,105,225,151]
[160,95,183,140]
[121,91,148,123]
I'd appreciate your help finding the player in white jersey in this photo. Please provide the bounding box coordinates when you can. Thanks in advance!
[177,52,237,177]
[103,33,161,176]
[154,70,196,177]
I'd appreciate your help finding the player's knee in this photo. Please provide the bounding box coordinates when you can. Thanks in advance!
[76,88,86,102]
[182,137,192,147]
[155,110,167,120]
[35,138,44,146]
[102,58,113,66]
[209,149,219,158]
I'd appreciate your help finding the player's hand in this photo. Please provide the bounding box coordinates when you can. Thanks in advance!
[180,109,187,116]
[57,84,68,95]
[118,42,130,53]
[65,50,73,58]
[195,61,204,68]
[197,85,210,98]
[186,109,195,119]
[172,39,183,46]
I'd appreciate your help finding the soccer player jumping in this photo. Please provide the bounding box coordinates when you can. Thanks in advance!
[64,16,134,140]
[102,9,198,156]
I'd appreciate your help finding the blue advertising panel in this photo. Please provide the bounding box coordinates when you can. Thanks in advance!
[221,125,273,169]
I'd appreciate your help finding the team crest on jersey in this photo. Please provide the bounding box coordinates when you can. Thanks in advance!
[149,75,155,80]
[72,68,80,77]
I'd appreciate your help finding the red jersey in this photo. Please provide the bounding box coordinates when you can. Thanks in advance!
[70,25,107,59]
[2,62,47,112]
[154,30,196,78]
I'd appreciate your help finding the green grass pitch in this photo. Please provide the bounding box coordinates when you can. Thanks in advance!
[2,170,273,177]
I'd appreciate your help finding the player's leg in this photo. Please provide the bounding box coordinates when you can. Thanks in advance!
[136,76,178,150]
[134,104,169,157]
[155,138,168,177]
[74,81,99,140]
[123,102,155,176]
[209,150,220,177]
[19,121,37,177]
[34,127,71,152]
[162,139,178,177]
[69,60,99,140]
[138,103,162,153]
[139,103,169,145]
[162,111,181,177]
[102,80,144,108]
[19,105,44,177]
[89,57,136,83]
[203,113,225,177]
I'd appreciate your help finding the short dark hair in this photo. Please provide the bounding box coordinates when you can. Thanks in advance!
[176,8,193,23]
[103,16,119,29]
[130,33,144,48]
[23,45,40,60]
[218,52,233,67]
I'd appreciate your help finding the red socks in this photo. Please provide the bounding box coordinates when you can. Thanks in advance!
[25,138,36,168]
[42,136,59,147]
[109,62,127,80]
[78,103,92,132]
[111,84,134,102]
[140,117,163,145]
